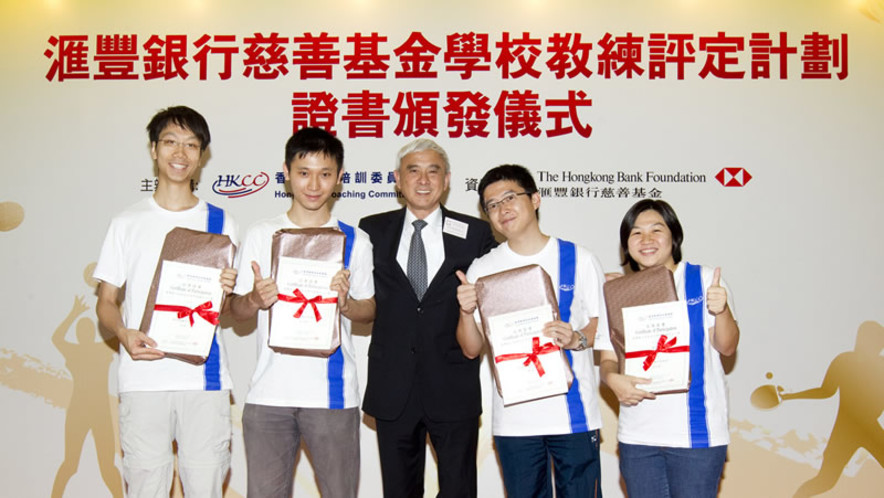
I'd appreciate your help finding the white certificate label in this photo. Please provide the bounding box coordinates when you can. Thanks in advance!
[270,256,340,350]
[487,305,570,405]
[622,300,690,393]
[150,260,223,356]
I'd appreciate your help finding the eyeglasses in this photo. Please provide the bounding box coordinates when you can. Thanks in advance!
[158,139,201,153]
[484,191,531,213]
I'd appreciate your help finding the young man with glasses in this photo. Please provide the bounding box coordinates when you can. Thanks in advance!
[455,164,607,498]
[94,106,238,497]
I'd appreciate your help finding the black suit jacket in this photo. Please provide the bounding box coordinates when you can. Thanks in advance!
[359,206,496,422]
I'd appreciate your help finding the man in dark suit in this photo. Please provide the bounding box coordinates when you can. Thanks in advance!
[359,139,496,497]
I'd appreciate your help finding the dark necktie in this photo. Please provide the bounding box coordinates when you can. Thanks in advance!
[407,219,428,300]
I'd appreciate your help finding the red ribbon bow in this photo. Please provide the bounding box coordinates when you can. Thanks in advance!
[494,337,561,377]
[277,288,338,321]
[624,334,690,371]
[154,301,219,326]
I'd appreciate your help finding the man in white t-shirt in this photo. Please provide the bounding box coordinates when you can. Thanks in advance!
[229,127,375,497]
[455,164,607,498]
[94,106,239,498]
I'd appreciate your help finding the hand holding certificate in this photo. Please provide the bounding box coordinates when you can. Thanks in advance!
[139,227,236,364]
[269,228,345,357]
[475,265,573,406]
[621,301,690,393]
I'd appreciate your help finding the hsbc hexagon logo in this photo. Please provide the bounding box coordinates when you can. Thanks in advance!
[715,167,752,187]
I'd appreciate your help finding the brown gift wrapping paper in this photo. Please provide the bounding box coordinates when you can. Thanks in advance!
[269,228,345,357]
[139,227,236,365]
[475,264,574,404]
[603,265,688,394]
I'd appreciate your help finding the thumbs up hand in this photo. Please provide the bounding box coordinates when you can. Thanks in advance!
[706,267,728,316]
[249,261,279,310]
[456,270,478,315]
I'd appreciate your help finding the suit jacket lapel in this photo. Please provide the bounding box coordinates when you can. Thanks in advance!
[385,208,412,287]
[426,206,463,294]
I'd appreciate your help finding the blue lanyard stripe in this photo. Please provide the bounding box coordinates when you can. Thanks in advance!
[337,221,355,269]
[327,348,345,409]
[327,221,355,409]
[204,338,222,391]
[685,263,709,447]
[558,239,587,433]
[206,202,224,235]
[203,203,224,391]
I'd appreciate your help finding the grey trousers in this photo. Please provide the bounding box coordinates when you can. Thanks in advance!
[243,403,360,498]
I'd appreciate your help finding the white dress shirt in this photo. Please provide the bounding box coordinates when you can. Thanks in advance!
[396,206,446,285]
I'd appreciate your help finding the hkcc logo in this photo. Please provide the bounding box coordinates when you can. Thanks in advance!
[212,172,270,198]
[715,168,752,187]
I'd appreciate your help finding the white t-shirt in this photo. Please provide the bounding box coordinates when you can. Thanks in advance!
[233,213,374,409]
[94,197,239,393]
[466,237,607,437]
[595,262,737,448]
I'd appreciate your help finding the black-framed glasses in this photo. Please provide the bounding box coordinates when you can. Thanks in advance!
[484,191,531,213]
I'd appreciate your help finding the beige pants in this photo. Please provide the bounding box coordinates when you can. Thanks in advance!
[119,390,231,498]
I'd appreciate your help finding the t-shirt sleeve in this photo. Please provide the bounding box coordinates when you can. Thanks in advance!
[587,253,614,351]
[576,249,603,318]
[465,259,480,284]
[589,252,611,349]
[93,218,126,288]
[348,228,375,300]
[233,224,264,296]
[593,317,614,351]
[465,259,486,325]
[224,213,241,248]
[577,249,612,350]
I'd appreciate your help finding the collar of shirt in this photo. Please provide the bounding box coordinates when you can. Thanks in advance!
[281,213,338,230]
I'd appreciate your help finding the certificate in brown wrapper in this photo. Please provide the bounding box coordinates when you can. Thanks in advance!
[475,264,574,406]
[139,227,236,365]
[603,265,689,394]
[269,228,345,357]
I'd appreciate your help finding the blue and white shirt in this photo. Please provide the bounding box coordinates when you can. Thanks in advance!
[94,197,239,393]
[596,262,736,448]
[234,214,374,409]
[467,237,607,437]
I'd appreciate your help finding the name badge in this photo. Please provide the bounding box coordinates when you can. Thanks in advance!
[443,218,468,239]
